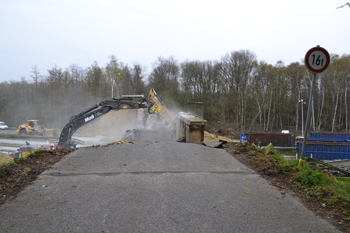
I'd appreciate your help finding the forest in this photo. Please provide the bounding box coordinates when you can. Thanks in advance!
[0,50,350,135]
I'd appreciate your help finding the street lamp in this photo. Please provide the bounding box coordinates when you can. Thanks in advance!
[299,99,306,135]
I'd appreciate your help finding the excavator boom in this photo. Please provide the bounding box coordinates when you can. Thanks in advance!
[58,90,177,149]
[57,96,147,149]
[148,89,176,124]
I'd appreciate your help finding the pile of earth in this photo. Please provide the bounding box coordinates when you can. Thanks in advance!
[0,153,14,167]
[0,149,75,205]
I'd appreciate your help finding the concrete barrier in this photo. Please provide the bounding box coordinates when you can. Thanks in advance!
[177,112,207,143]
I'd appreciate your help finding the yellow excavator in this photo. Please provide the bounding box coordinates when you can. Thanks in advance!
[55,88,227,148]
[147,88,176,124]
[148,89,232,142]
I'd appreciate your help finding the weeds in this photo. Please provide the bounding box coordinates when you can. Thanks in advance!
[248,151,255,156]
[27,148,42,157]
[246,145,252,151]
[15,157,26,163]
[295,167,328,186]
[1,148,42,171]
[6,161,17,167]
[240,142,350,220]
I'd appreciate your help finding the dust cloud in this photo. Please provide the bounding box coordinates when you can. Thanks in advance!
[78,109,145,144]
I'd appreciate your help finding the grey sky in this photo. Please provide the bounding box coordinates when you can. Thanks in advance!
[0,0,349,83]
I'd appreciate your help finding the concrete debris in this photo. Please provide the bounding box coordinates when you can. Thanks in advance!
[204,131,233,142]
[106,140,136,146]
[176,137,186,142]
[203,141,224,148]
[122,129,175,142]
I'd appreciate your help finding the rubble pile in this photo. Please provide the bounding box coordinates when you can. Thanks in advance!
[105,140,136,146]
[204,131,233,142]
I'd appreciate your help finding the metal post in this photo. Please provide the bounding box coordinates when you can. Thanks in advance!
[300,73,316,159]
[299,99,305,135]
[112,79,114,98]
[301,101,304,135]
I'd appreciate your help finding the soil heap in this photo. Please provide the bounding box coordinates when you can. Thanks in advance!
[0,153,14,166]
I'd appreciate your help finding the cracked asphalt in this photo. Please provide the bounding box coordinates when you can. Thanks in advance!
[0,141,340,232]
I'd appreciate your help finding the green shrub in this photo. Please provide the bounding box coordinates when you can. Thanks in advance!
[27,148,43,157]
[295,167,328,186]
[246,145,252,151]
[15,157,26,163]
[248,151,255,156]
[263,143,274,155]
[6,161,17,167]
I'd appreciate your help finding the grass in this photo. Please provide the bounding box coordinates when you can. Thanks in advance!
[26,148,42,157]
[278,150,297,156]
[284,158,350,217]
[6,161,17,167]
[239,142,350,220]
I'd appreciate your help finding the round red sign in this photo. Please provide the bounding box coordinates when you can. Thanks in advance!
[304,46,330,73]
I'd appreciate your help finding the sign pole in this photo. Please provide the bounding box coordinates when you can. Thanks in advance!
[300,72,316,159]
[299,45,330,162]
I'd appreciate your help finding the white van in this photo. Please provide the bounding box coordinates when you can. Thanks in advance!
[0,121,9,130]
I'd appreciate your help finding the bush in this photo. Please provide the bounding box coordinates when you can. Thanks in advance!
[295,166,328,186]
[27,148,42,157]
[6,161,17,167]
[263,143,276,155]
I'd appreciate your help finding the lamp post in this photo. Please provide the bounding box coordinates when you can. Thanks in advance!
[299,99,306,135]
[112,79,114,98]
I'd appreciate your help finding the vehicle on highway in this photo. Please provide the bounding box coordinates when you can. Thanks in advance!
[16,120,46,136]
[0,121,8,130]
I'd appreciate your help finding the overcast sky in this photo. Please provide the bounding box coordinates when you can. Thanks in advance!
[0,0,349,83]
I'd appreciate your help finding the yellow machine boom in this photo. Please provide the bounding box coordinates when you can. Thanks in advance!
[148,89,176,124]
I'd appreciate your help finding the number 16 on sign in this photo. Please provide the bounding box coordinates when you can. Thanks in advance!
[305,46,330,74]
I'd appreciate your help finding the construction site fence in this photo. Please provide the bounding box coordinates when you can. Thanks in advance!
[309,131,350,140]
[246,132,295,147]
[296,140,350,160]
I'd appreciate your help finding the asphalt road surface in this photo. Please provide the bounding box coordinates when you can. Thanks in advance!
[0,141,340,233]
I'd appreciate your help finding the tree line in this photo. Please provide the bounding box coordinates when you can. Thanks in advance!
[0,51,349,134]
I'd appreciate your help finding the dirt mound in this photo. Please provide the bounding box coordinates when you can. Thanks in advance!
[0,148,75,205]
[81,110,142,136]
[0,153,14,166]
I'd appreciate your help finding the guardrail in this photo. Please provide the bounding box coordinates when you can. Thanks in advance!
[0,149,16,154]
[0,133,85,145]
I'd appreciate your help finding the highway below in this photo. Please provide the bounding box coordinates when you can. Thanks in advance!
[0,130,108,155]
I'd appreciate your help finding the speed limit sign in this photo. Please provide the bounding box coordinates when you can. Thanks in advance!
[304,46,330,73]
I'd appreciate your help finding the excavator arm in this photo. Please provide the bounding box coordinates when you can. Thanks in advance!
[57,96,147,149]
[148,89,176,124]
